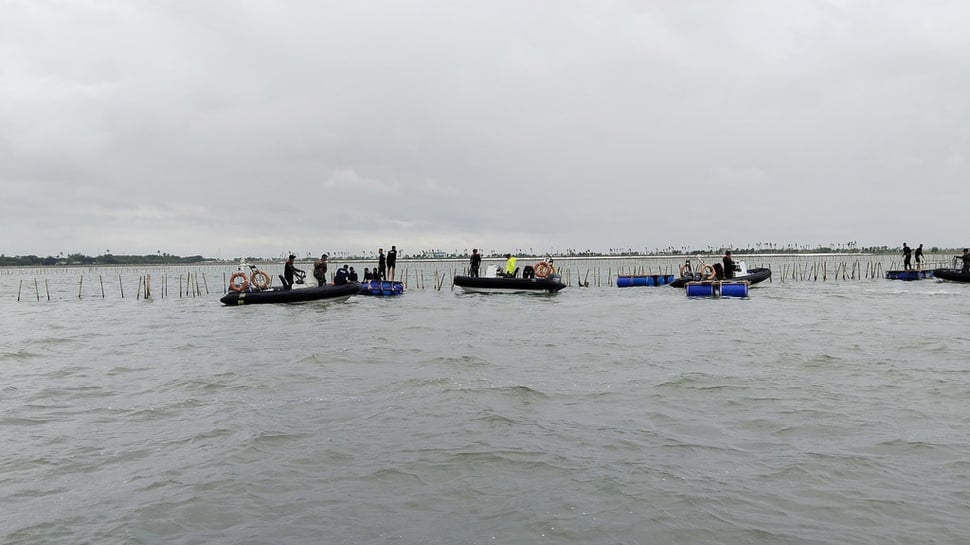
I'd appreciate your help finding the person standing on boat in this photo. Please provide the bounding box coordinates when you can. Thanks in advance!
[313,254,328,286]
[469,249,482,277]
[722,251,736,279]
[914,244,924,270]
[377,248,386,281]
[504,253,517,277]
[283,254,305,290]
[902,243,912,270]
[387,245,398,281]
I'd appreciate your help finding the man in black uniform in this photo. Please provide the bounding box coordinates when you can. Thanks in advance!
[283,254,304,290]
[387,245,398,281]
[469,249,482,277]
[722,251,736,279]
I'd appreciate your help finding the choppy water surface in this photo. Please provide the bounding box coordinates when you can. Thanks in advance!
[1,262,968,544]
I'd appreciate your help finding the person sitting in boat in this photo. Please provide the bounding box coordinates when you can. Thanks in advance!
[722,251,736,279]
[959,249,970,273]
[334,265,350,285]
[282,254,305,290]
[679,259,693,279]
[503,253,518,277]
[522,265,535,279]
[363,268,373,281]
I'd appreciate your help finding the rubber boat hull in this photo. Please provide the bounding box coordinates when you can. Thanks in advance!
[220,282,360,305]
[359,280,405,296]
[670,268,771,288]
[454,274,566,293]
[931,269,970,283]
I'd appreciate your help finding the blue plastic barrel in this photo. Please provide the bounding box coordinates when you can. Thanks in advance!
[685,283,714,297]
[721,282,749,298]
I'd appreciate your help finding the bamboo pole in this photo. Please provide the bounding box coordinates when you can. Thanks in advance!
[119,274,124,298]
[35,278,40,301]
[99,275,105,298]
[18,279,23,302]
[45,279,50,301]
[78,275,83,299]
[201,272,208,295]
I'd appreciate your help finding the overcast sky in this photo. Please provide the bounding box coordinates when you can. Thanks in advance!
[2,1,968,258]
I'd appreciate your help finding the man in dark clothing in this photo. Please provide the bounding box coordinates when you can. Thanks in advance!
[283,254,304,290]
[722,251,736,279]
[348,267,359,282]
[469,249,482,277]
[960,249,970,273]
[377,249,386,281]
[902,243,912,270]
[387,245,398,281]
[334,265,349,285]
[914,244,924,270]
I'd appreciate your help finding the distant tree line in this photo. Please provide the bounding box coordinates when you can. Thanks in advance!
[0,253,210,266]
[1,244,956,267]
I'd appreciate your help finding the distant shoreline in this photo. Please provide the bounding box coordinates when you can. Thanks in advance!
[2,249,963,268]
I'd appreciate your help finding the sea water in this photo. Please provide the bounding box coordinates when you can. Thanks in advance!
[1,262,968,544]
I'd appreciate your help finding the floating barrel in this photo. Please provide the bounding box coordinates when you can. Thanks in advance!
[616,274,676,288]
[685,281,749,298]
[685,283,715,297]
[720,282,749,298]
[885,270,933,281]
[359,280,404,296]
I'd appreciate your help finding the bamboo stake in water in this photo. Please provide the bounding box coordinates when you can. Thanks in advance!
[45,278,50,301]
[78,275,83,299]
[137,276,143,300]
[201,273,208,295]
[99,275,105,298]
[35,278,40,301]
[119,274,125,298]
[18,279,23,302]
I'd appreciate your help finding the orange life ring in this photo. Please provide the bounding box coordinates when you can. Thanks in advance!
[250,269,271,290]
[535,261,553,278]
[701,264,716,280]
[229,271,249,292]
[679,264,691,278]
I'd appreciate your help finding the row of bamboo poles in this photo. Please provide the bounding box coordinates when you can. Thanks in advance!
[10,259,951,300]
[16,272,210,301]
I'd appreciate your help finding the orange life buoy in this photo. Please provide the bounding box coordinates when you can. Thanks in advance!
[250,269,271,290]
[535,261,553,278]
[229,271,249,292]
[701,264,716,280]
[679,264,691,278]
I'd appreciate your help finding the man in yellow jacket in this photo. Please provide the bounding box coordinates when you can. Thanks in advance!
[504,253,517,277]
